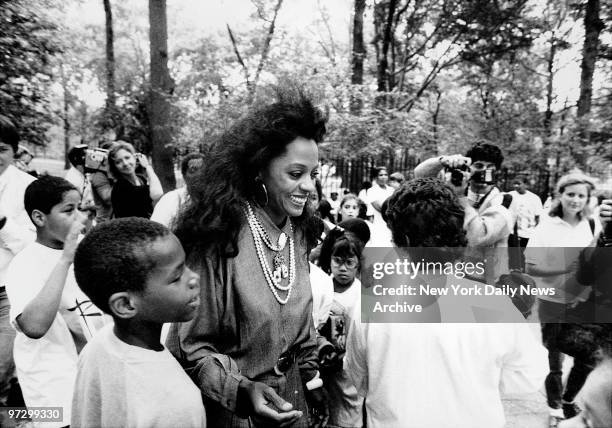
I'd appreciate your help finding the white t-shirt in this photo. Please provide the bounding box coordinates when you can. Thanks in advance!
[6,242,104,428]
[366,183,394,226]
[0,164,36,286]
[508,190,543,239]
[327,278,363,427]
[150,187,188,229]
[72,323,207,428]
[309,262,333,329]
[345,284,547,428]
[525,215,600,303]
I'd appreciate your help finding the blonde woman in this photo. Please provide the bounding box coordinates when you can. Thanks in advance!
[525,173,601,423]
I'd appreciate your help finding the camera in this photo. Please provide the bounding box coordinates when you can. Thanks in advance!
[470,167,496,184]
[445,164,469,187]
[84,148,109,173]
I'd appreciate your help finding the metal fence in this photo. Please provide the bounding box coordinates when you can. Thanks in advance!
[319,151,552,201]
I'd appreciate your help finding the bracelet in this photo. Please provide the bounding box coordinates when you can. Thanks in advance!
[306,377,323,391]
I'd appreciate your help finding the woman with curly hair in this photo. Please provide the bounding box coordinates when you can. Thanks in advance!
[167,90,328,427]
[344,177,546,428]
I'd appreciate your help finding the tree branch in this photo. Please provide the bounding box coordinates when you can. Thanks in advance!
[252,0,284,96]
[226,24,251,91]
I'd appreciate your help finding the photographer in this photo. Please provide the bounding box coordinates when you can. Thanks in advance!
[90,141,116,224]
[414,143,515,283]
[65,145,96,221]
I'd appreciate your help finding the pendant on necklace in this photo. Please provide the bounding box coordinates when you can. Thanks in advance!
[274,253,289,280]
[278,233,287,249]
[272,268,282,285]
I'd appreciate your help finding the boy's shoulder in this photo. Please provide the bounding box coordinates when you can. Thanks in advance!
[10,242,57,267]
[78,324,117,366]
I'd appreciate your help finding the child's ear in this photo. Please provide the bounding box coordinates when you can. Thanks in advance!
[30,209,46,228]
[108,292,137,319]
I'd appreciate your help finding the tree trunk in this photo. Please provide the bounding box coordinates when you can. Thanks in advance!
[376,0,397,93]
[148,0,176,191]
[577,0,603,119]
[576,0,604,166]
[103,0,116,129]
[432,89,442,146]
[60,64,70,169]
[350,0,366,114]
[543,40,556,137]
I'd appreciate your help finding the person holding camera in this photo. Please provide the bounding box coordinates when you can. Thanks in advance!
[108,141,163,219]
[89,141,117,224]
[414,143,515,283]
[65,145,96,223]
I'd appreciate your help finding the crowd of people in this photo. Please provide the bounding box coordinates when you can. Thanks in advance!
[0,89,611,428]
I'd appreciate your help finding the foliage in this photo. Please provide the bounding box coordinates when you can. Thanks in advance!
[0,0,61,146]
[5,0,609,188]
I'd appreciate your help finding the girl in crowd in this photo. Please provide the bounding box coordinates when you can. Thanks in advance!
[168,90,328,428]
[108,141,163,218]
[317,227,365,428]
[336,193,367,223]
[525,173,601,424]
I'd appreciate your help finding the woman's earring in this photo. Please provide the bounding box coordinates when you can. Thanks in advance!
[254,180,269,207]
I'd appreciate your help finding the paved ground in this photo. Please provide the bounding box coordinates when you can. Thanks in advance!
[503,390,551,428]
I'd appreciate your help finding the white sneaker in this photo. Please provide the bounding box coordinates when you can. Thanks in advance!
[549,407,565,419]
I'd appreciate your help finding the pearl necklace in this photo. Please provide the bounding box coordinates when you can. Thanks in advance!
[244,202,295,305]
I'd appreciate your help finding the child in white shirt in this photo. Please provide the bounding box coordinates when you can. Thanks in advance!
[71,218,206,428]
[5,176,91,428]
[317,227,365,428]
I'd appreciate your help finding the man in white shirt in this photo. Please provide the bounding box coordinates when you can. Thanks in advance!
[508,176,543,269]
[365,166,394,247]
[0,115,36,419]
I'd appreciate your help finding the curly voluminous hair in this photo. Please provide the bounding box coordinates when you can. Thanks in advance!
[385,177,467,248]
[175,88,327,258]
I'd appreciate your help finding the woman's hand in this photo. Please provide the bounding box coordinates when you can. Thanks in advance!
[237,379,303,427]
[136,153,151,169]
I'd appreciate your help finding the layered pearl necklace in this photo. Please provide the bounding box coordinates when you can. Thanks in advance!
[244,201,295,304]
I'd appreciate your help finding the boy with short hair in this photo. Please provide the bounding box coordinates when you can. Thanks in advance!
[71,217,206,428]
[5,175,91,428]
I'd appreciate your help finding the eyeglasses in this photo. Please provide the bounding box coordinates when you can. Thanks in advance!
[331,256,359,269]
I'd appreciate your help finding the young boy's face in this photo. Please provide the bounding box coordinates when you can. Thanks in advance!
[132,234,200,323]
[42,189,83,244]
